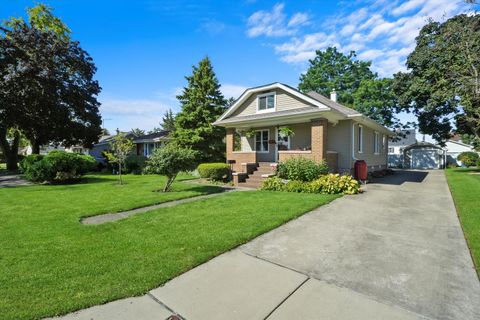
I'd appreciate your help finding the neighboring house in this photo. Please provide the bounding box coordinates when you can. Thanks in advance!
[444,140,476,165]
[133,131,170,157]
[213,82,392,186]
[89,135,117,162]
[23,144,90,156]
[88,131,170,163]
[388,129,417,168]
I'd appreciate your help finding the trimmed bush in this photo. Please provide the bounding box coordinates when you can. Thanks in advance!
[458,152,479,167]
[261,174,360,195]
[277,158,328,182]
[125,154,147,174]
[20,154,44,172]
[197,163,230,181]
[22,151,96,183]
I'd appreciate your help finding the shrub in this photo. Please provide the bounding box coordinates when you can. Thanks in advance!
[261,177,286,191]
[23,151,96,183]
[478,158,480,168]
[262,174,360,195]
[284,180,308,193]
[20,154,44,172]
[125,154,147,174]
[144,144,198,192]
[458,152,479,167]
[277,158,328,182]
[197,163,230,181]
[308,174,360,195]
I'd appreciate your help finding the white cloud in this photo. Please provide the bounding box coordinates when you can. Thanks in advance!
[246,3,310,37]
[221,84,248,98]
[249,0,471,76]
[99,98,172,132]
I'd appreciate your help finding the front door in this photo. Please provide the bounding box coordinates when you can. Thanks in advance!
[254,129,275,162]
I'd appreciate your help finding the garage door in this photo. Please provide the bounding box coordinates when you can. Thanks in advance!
[411,149,440,169]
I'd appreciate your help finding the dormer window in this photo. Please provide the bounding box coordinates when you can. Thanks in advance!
[257,92,275,113]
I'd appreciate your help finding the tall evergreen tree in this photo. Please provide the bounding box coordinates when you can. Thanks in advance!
[173,57,226,162]
[160,109,176,132]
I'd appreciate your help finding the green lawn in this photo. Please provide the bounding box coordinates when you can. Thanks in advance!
[445,168,480,276]
[0,174,338,320]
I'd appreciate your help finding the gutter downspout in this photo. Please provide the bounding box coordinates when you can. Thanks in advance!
[352,122,358,168]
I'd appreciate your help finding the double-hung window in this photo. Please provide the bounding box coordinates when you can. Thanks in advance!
[255,130,269,152]
[374,132,380,154]
[357,125,363,153]
[257,93,275,112]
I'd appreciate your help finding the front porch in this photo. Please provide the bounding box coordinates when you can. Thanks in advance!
[226,119,338,182]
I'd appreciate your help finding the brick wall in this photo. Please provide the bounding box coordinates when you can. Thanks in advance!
[311,119,327,162]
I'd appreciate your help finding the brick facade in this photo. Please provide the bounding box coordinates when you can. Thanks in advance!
[226,119,339,173]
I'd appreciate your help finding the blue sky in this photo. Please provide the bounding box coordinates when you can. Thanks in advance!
[2,0,478,134]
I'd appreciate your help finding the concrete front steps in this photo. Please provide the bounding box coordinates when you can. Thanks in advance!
[237,162,276,189]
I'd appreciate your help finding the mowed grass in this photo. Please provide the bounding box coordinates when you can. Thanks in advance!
[446,168,480,276]
[0,174,339,320]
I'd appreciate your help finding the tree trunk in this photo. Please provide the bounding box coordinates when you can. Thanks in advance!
[118,163,123,185]
[0,127,20,171]
[31,140,40,154]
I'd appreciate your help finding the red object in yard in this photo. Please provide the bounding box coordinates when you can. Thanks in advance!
[354,160,368,180]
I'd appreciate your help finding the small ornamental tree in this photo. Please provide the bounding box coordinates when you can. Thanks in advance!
[143,144,198,192]
[104,132,134,185]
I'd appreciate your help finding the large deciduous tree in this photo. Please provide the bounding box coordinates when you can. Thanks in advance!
[173,57,226,162]
[0,4,102,170]
[394,14,480,144]
[298,47,401,128]
[298,47,376,107]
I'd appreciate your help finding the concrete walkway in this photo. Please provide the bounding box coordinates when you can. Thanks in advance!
[0,174,31,187]
[50,170,480,320]
[81,188,240,225]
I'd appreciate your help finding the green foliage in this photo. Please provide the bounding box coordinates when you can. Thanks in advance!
[197,163,230,181]
[260,177,286,191]
[19,154,44,172]
[125,154,147,174]
[308,174,360,195]
[353,78,401,128]
[0,7,102,156]
[298,47,376,107]
[144,144,198,192]
[173,57,227,162]
[104,133,135,184]
[278,127,295,137]
[22,151,95,183]
[394,14,480,143]
[458,152,480,167]
[262,174,360,195]
[130,128,145,137]
[283,180,308,193]
[161,109,176,132]
[278,158,329,182]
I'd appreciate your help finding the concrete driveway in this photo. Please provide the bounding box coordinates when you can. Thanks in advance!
[54,170,480,320]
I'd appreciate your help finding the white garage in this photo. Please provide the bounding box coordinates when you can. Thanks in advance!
[404,143,446,169]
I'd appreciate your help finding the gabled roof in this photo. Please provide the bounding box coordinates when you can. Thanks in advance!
[214,82,392,136]
[133,130,170,143]
[216,82,331,122]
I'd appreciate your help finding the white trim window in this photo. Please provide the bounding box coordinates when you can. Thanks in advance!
[374,131,380,154]
[357,125,363,153]
[255,129,269,152]
[257,92,275,113]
